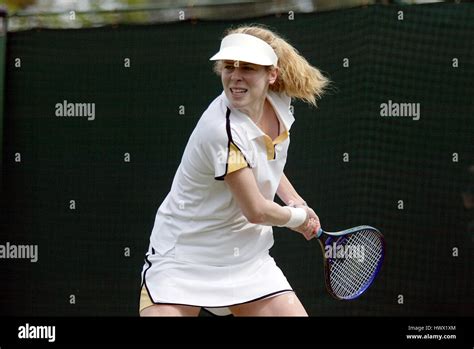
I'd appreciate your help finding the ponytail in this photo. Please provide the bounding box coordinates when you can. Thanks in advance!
[219,24,330,106]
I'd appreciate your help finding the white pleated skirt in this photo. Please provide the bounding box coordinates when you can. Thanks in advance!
[140,245,293,315]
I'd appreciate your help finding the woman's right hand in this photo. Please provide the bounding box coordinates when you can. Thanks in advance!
[290,206,320,240]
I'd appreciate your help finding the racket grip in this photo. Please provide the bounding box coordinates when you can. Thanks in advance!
[316,228,323,238]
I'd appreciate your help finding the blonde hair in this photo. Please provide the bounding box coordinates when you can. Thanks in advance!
[213,24,329,106]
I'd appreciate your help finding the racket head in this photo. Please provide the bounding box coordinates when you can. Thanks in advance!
[318,225,385,300]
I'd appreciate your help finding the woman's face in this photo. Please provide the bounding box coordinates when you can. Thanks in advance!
[221,60,277,115]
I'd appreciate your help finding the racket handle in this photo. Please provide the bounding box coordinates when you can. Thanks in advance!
[316,228,323,238]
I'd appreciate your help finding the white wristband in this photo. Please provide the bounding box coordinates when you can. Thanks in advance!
[279,206,307,228]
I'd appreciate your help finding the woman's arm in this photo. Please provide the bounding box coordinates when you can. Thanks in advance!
[276,172,322,234]
[224,168,318,239]
[224,167,291,226]
[276,172,307,206]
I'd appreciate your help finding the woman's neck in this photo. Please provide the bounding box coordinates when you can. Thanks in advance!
[239,98,270,125]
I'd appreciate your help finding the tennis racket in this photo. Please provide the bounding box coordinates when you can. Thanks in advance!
[316,225,385,300]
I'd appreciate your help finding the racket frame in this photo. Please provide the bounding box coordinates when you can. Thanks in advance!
[317,225,385,300]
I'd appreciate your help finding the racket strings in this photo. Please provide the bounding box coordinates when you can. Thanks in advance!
[330,232,381,297]
[328,229,383,299]
[331,233,381,296]
[330,237,380,297]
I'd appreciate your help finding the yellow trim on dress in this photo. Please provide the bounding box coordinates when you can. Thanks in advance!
[139,285,154,313]
[263,130,289,160]
[227,142,249,174]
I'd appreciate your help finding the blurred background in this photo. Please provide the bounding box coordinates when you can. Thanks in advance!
[4,0,461,31]
[0,0,472,317]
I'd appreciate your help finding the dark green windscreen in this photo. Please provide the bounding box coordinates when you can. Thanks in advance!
[0,11,6,188]
[1,4,472,316]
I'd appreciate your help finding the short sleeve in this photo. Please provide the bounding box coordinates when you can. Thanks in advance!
[201,109,252,180]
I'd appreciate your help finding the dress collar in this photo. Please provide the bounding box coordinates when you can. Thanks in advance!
[221,90,295,140]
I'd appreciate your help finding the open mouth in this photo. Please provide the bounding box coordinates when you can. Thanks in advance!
[230,88,248,96]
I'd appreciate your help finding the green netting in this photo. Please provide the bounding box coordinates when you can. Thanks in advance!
[0,3,473,316]
[0,11,6,189]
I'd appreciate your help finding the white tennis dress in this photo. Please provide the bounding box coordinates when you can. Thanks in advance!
[140,90,296,315]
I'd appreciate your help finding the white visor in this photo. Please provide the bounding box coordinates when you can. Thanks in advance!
[209,33,278,66]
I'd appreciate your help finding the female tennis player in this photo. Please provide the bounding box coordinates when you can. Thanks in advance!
[140,25,329,316]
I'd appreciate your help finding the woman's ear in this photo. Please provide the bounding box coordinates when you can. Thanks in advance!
[268,67,279,85]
